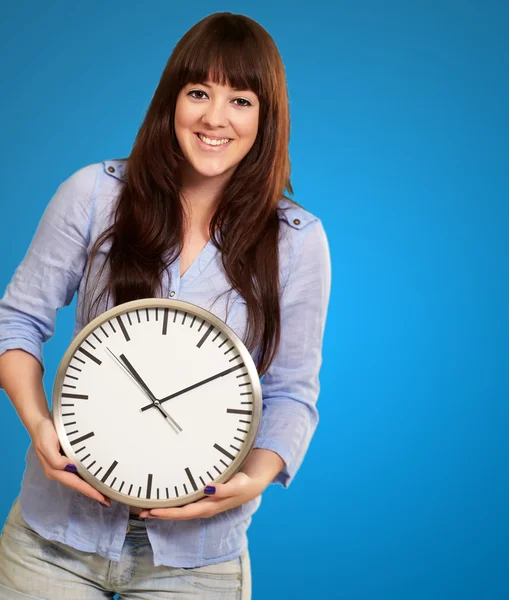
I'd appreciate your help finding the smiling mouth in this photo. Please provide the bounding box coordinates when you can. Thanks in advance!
[195,133,233,148]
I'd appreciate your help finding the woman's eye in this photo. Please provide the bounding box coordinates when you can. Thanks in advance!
[187,90,251,107]
[234,98,252,107]
[188,90,207,99]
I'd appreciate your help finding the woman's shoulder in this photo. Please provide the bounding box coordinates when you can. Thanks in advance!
[276,197,321,232]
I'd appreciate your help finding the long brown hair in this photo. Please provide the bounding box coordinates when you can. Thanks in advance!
[84,12,293,376]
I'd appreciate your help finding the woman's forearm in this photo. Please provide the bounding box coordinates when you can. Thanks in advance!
[240,448,285,487]
[0,349,51,438]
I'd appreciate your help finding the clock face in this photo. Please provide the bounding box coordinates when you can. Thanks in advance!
[52,299,262,508]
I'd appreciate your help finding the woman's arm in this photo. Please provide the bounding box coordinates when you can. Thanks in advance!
[0,348,110,504]
[0,163,111,504]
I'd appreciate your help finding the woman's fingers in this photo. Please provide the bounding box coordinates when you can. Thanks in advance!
[32,419,110,506]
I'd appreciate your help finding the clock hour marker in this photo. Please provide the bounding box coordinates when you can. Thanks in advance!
[61,393,88,400]
[70,431,95,446]
[185,467,198,492]
[197,324,214,348]
[214,443,235,461]
[116,315,130,341]
[147,473,153,499]
[162,308,169,335]
[78,347,102,366]
[101,460,118,483]
[227,409,252,415]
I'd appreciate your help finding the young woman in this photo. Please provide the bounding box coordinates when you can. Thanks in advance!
[0,11,331,600]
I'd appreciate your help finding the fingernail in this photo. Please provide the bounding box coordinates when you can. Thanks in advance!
[64,464,77,473]
[204,486,216,495]
[98,501,110,508]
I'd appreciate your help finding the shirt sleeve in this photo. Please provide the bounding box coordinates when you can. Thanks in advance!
[253,218,331,487]
[0,164,98,380]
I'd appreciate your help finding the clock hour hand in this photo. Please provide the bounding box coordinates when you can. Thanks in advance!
[139,362,246,412]
[105,347,183,433]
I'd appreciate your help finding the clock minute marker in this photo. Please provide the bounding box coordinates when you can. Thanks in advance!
[162,308,169,335]
[197,324,214,348]
[101,460,119,484]
[70,432,95,446]
[78,347,102,366]
[214,443,235,461]
[185,467,198,492]
[116,315,130,341]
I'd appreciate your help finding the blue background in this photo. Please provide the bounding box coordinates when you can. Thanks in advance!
[1,1,508,598]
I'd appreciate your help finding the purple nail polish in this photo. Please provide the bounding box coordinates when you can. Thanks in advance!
[64,464,77,473]
[204,486,216,495]
[98,501,110,508]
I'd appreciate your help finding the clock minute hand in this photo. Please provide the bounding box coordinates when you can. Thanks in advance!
[105,348,183,433]
[139,362,246,413]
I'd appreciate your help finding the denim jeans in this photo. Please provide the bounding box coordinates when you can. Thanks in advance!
[0,499,251,599]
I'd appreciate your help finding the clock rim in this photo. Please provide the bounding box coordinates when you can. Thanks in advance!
[52,297,262,508]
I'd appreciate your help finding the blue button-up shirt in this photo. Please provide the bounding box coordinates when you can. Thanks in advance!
[0,159,331,567]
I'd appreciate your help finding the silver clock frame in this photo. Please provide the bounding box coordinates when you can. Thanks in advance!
[52,298,263,508]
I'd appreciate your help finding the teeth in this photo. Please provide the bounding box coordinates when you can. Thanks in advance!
[198,133,231,146]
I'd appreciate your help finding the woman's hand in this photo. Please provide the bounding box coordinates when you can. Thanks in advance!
[31,417,111,507]
[139,471,264,520]
[139,448,285,520]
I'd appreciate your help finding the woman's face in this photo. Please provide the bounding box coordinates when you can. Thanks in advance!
[174,79,260,185]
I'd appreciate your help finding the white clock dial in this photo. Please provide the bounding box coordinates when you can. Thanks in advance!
[52,299,262,508]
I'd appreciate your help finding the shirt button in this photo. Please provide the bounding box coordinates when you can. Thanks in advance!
[107,166,115,173]
[293,218,301,225]
[169,291,175,297]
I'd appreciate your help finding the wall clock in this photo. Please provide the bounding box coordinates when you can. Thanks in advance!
[52,298,262,508]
